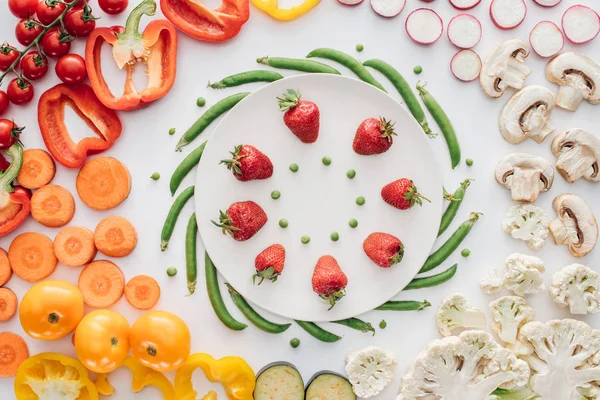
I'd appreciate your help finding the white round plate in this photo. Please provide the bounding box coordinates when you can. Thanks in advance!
[196,74,443,322]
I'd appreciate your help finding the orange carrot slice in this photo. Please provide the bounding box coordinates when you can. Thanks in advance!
[0,332,29,377]
[54,226,97,267]
[78,260,124,308]
[94,216,137,258]
[76,157,131,210]
[16,149,56,189]
[0,249,12,287]
[0,288,17,322]
[8,232,57,282]
[124,275,160,310]
[31,184,76,228]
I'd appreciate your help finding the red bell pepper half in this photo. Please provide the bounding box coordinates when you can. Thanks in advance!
[38,84,122,169]
[160,0,250,42]
[86,0,178,111]
[0,143,31,237]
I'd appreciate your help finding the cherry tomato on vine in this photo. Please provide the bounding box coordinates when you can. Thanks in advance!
[64,7,96,37]
[55,54,87,85]
[41,29,72,58]
[7,78,34,105]
[15,18,44,46]
[99,0,128,15]
[0,45,19,71]
[20,51,49,81]
[0,91,8,116]
[36,1,67,25]
[0,119,23,149]
[13,186,32,199]
[8,0,38,18]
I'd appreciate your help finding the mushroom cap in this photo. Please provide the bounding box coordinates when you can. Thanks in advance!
[495,152,554,189]
[551,193,599,257]
[499,86,556,144]
[551,129,600,183]
[546,52,600,105]
[481,39,531,98]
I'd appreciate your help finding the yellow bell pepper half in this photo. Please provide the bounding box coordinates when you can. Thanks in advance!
[175,353,256,400]
[251,0,321,21]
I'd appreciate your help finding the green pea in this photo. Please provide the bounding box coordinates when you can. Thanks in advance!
[166,267,177,277]
[413,65,423,74]
[289,163,299,172]
[379,320,387,329]
[290,338,300,348]
[356,196,365,206]
[279,219,288,228]
[271,190,281,200]
[301,235,310,244]
[168,128,176,135]
[349,218,358,228]
[461,248,471,257]
[151,172,160,180]
[356,43,364,52]
[322,156,331,166]
[466,158,474,166]
[197,97,206,107]
[330,232,339,241]
[346,169,356,179]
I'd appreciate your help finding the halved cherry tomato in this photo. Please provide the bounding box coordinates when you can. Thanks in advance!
[99,0,128,14]
[13,186,32,199]
[7,78,34,105]
[20,51,48,81]
[56,54,87,84]
[8,0,38,18]
[0,119,23,149]
[64,7,96,37]
[0,91,8,116]
[41,28,71,58]
[0,45,19,71]
[36,0,67,25]
[15,18,44,46]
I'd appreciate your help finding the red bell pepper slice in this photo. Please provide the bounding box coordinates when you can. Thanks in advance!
[160,0,250,42]
[0,143,31,237]
[86,0,178,111]
[38,84,122,169]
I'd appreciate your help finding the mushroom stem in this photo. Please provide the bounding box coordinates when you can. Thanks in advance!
[556,78,588,111]
[549,218,568,244]
[502,58,532,89]
[511,169,543,202]
[556,147,595,183]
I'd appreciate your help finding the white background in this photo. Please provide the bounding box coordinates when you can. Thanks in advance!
[0,0,599,398]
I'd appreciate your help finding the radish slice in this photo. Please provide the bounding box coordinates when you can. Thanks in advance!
[449,0,481,10]
[405,8,444,45]
[447,14,482,49]
[562,5,600,44]
[451,49,482,81]
[489,0,527,30]
[532,0,561,7]
[371,0,406,17]
[337,0,364,6]
[530,21,564,58]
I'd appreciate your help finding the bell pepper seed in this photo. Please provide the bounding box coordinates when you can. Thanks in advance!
[279,219,288,228]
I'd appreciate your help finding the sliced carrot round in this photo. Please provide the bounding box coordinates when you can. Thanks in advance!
[54,226,97,267]
[78,260,124,308]
[17,149,56,189]
[93,216,137,257]
[0,249,12,287]
[8,233,57,282]
[31,184,76,228]
[124,275,160,310]
[76,157,131,211]
[0,288,17,322]
[0,332,29,377]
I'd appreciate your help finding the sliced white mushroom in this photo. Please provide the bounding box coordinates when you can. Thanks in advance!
[549,193,598,257]
[480,39,532,98]
[546,52,600,111]
[551,129,600,183]
[499,85,556,144]
[495,153,554,202]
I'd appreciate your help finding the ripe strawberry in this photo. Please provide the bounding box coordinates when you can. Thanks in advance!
[278,89,320,143]
[381,178,430,210]
[312,255,348,310]
[220,144,273,182]
[352,117,397,155]
[363,232,405,268]
[212,201,267,242]
[253,244,286,285]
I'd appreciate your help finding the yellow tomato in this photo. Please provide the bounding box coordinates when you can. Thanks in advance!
[19,280,84,340]
[74,310,130,373]
[130,310,191,372]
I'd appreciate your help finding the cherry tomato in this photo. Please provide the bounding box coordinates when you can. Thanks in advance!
[0,45,20,71]
[8,0,38,18]
[55,54,87,85]
[0,119,22,149]
[36,0,67,25]
[13,186,32,199]
[0,91,8,116]
[7,78,34,105]
[64,7,96,37]
[20,51,48,81]
[98,0,127,14]
[15,18,44,46]
[110,25,125,34]
[41,28,71,58]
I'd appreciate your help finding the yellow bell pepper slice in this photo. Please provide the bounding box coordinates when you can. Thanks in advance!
[14,353,98,400]
[94,356,175,400]
[251,0,321,21]
[175,353,255,400]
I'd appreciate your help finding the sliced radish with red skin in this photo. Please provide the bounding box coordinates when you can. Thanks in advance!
[447,14,482,49]
[371,0,406,18]
[449,0,481,11]
[337,0,364,6]
[562,5,600,44]
[405,8,444,45]
[530,21,564,58]
[489,0,527,30]
[451,49,482,81]
[533,0,561,7]
[420,0,435,2]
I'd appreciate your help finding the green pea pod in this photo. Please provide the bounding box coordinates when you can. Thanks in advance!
[375,300,431,311]
[226,283,291,334]
[185,213,198,295]
[209,70,284,89]
[438,179,473,237]
[170,141,206,196]
[257,56,341,74]
[406,264,458,290]
[161,186,194,250]
[332,318,375,335]
[294,320,341,343]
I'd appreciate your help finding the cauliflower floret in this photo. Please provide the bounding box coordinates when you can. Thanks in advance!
[514,319,600,400]
[345,346,396,398]
[397,330,530,400]
[436,294,487,337]
[480,268,504,294]
[489,296,535,344]
[502,204,549,250]
[549,264,600,315]
[503,253,545,296]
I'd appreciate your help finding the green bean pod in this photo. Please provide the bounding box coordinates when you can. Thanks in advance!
[257,56,341,74]
[405,264,458,290]
[332,318,375,336]
[161,186,195,250]
[416,83,461,168]
[226,284,291,334]
[375,300,431,311]
[421,213,481,273]
[170,141,207,196]
[176,92,249,151]
[209,70,284,89]
[205,252,248,331]
[294,320,341,343]
[438,179,473,237]
[363,59,433,137]
[185,213,198,295]
[306,48,386,92]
